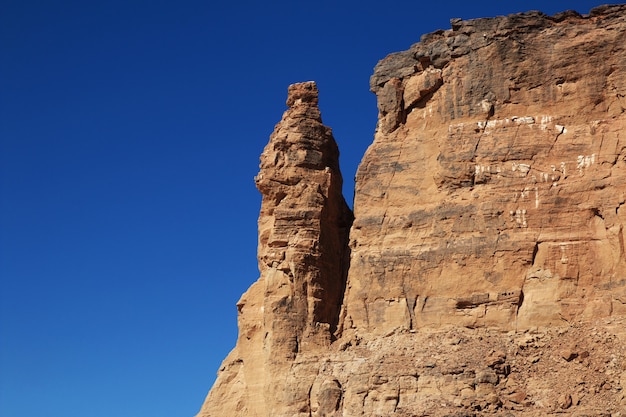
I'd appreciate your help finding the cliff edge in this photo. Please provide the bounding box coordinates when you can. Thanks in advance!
[197,5,626,416]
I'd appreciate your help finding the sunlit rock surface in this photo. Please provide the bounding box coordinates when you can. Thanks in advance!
[197,5,626,416]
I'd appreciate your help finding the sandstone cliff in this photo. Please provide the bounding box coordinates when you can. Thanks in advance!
[197,5,626,416]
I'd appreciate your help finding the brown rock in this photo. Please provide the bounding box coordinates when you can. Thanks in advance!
[558,393,573,409]
[486,350,510,375]
[507,389,527,404]
[197,6,626,417]
[486,350,506,367]
[475,369,499,385]
[311,378,342,417]
[343,3,626,336]
[196,81,352,417]
[561,345,579,362]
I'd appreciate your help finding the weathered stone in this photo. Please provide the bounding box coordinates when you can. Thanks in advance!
[342,2,626,337]
[561,346,579,362]
[558,393,573,409]
[197,6,626,417]
[475,369,499,385]
[311,378,342,417]
[196,81,352,417]
[507,389,527,404]
[485,350,506,368]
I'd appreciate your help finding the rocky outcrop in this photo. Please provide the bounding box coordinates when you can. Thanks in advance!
[196,81,353,417]
[197,5,626,416]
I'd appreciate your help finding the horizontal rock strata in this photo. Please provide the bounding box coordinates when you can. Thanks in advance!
[343,4,626,336]
[196,81,352,417]
[198,5,626,416]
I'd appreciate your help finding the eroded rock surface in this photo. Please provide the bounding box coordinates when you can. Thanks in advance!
[197,5,626,416]
[196,81,353,417]
[343,4,626,336]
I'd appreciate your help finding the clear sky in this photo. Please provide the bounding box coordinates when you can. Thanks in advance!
[0,1,612,416]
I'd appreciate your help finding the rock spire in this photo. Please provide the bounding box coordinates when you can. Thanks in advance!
[196,81,352,417]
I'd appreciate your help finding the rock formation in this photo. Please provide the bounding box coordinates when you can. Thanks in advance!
[196,81,353,416]
[346,4,626,337]
[197,5,626,416]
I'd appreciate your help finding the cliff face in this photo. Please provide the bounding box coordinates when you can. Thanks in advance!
[345,4,626,336]
[197,5,626,416]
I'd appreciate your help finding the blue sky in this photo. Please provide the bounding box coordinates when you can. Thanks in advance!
[0,1,610,416]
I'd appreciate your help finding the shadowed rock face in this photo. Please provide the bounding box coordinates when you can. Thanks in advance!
[198,6,626,417]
